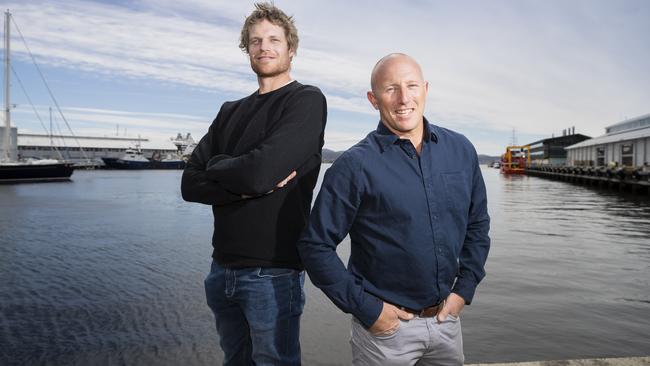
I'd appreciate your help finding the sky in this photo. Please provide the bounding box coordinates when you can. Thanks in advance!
[2,0,649,155]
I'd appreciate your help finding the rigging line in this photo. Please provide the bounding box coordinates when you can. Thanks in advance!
[50,112,68,154]
[10,15,91,162]
[46,106,69,159]
[53,114,67,146]
[49,110,68,158]
[51,114,69,159]
[10,65,64,160]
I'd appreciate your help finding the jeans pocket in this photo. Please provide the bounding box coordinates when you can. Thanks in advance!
[366,319,402,340]
[446,313,460,322]
[256,267,297,278]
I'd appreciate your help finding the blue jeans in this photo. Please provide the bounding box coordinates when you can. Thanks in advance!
[204,261,305,366]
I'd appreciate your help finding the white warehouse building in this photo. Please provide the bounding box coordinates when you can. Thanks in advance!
[17,133,180,163]
[566,114,650,168]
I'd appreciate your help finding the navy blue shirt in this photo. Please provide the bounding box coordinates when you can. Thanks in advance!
[297,119,490,328]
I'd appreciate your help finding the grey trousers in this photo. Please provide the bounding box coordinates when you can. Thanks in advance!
[350,315,464,366]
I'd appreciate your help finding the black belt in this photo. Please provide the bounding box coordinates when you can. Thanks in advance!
[393,302,442,318]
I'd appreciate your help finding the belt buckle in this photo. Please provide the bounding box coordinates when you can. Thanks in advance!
[397,303,440,318]
[420,304,440,318]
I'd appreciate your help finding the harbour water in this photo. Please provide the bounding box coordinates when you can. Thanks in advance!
[1,166,649,365]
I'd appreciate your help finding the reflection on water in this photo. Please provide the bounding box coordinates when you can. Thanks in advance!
[1,167,649,365]
[471,171,650,363]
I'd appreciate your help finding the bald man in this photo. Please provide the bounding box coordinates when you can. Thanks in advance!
[298,54,490,365]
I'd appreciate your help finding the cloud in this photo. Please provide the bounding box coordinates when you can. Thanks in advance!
[7,1,257,93]
[4,0,649,154]
[5,1,375,102]
[12,104,209,139]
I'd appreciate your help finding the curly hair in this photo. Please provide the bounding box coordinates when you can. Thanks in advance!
[239,2,299,55]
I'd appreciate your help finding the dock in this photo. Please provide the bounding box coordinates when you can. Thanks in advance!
[525,166,650,195]
[469,356,650,366]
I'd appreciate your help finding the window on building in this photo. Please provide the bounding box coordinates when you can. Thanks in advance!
[621,144,634,166]
[596,147,605,166]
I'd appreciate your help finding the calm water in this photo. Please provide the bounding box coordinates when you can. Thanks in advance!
[1,167,649,365]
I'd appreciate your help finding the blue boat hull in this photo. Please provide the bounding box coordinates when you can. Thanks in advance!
[101,158,185,170]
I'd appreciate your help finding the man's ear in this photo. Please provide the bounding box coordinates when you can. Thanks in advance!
[367,91,379,110]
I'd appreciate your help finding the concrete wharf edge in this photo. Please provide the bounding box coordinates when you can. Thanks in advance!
[468,356,650,366]
[523,169,650,195]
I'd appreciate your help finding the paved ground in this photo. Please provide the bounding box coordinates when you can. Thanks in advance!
[469,356,650,366]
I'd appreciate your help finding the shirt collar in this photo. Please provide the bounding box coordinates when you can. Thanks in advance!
[375,118,438,152]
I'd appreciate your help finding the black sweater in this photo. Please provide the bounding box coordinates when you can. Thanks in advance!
[181,81,327,269]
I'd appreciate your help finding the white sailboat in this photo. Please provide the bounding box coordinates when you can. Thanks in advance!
[0,10,73,183]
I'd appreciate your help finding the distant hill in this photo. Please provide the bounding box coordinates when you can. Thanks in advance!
[322,149,343,163]
[323,150,499,165]
[478,154,500,165]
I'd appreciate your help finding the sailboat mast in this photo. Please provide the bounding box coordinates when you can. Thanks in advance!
[2,10,10,162]
[49,106,52,149]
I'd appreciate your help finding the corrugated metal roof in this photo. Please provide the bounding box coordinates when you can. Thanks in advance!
[604,113,650,129]
[527,134,591,147]
[17,134,177,150]
[566,126,650,150]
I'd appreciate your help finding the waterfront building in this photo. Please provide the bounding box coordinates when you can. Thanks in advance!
[566,113,650,168]
[16,133,183,165]
[527,129,590,166]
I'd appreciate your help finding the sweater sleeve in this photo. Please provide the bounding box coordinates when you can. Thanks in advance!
[297,155,384,328]
[205,87,327,195]
[180,113,247,206]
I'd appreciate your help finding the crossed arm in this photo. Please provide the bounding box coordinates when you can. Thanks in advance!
[204,89,326,195]
[181,123,250,206]
[181,89,326,205]
[181,122,300,206]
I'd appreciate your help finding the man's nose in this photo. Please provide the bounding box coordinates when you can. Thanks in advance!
[398,85,410,104]
[260,38,271,51]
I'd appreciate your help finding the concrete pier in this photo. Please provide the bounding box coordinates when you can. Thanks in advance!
[469,356,650,366]
[525,168,650,195]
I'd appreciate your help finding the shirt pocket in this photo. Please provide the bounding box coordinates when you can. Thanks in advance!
[441,171,471,214]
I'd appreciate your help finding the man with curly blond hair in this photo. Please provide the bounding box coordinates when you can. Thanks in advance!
[181,3,327,365]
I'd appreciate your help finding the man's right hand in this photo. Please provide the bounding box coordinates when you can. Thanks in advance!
[276,170,297,188]
[243,171,298,198]
[368,302,414,336]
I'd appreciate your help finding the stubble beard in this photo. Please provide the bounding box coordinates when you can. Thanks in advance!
[251,57,291,78]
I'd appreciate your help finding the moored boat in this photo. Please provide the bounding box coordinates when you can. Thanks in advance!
[0,159,74,184]
[0,11,73,184]
[101,148,150,169]
[101,148,185,169]
[149,151,185,169]
[500,145,530,174]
